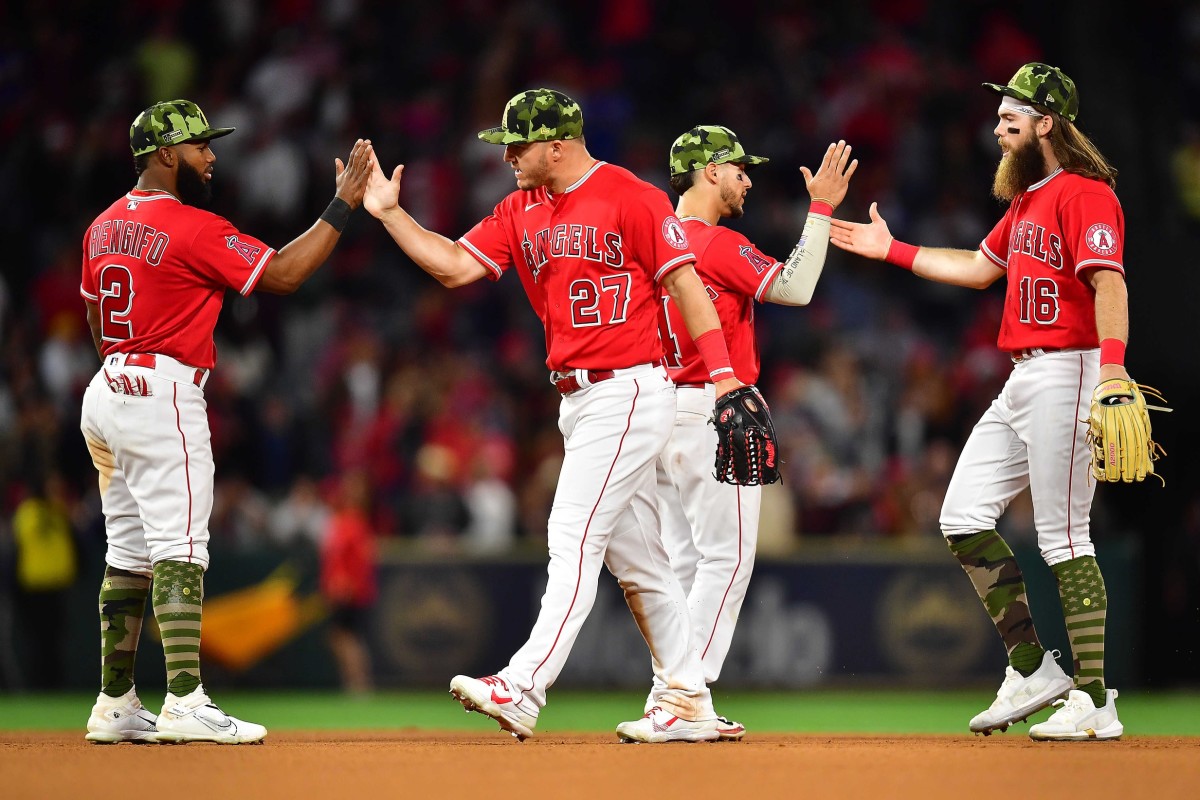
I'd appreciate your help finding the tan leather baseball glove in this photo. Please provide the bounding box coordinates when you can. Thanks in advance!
[1086,379,1170,483]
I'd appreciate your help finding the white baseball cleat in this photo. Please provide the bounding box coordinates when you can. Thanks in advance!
[616,706,719,743]
[1029,689,1123,741]
[449,674,537,741]
[969,649,1073,734]
[155,685,267,744]
[85,687,161,743]
[715,715,746,742]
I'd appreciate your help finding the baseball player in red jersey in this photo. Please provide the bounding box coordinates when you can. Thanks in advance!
[831,64,1132,740]
[651,127,857,740]
[80,99,372,744]
[363,88,744,743]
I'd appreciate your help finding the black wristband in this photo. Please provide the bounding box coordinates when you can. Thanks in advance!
[320,197,352,232]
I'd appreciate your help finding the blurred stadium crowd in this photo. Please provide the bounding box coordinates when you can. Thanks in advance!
[1,1,1197,582]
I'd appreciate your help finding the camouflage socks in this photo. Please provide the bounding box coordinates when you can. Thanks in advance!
[152,560,204,697]
[1051,555,1108,707]
[98,566,151,697]
[947,530,1045,676]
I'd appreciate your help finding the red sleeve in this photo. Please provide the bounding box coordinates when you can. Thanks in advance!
[623,187,696,283]
[1061,190,1125,277]
[80,228,97,302]
[980,204,1016,269]
[703,229,782,301]
[458,202,511,281]
[189,218,276,296]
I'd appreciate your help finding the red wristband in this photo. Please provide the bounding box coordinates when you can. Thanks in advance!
[886,239,919,271]
[1099,338,1126,366]
[809,200,834,217]
[693,329,734,381]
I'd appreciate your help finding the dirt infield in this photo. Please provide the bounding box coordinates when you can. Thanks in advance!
[5,731,1199,799]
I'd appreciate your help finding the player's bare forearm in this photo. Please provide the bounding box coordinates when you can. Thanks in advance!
[258,224,344,294]
[85,302,103,359]
[364,157,487,287]
[912,247,1005,289]
[663,265,722,340]
[376,206,488,288]
[1090,267,1131,381]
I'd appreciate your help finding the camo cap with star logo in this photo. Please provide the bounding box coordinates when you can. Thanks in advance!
[669,125,769,176]
[477,88,584,144]
[129,99,235,156]
[983,62,1080,122]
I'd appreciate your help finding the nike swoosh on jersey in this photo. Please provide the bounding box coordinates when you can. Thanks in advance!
[525,202,542,211]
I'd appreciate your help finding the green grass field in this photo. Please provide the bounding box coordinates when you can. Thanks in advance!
[5,690,1200,735]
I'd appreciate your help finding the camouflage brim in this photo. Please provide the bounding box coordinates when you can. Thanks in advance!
[130,99,235,156]
[478,88,584,144]
[983,62,1079,122]
[669,125,768,176]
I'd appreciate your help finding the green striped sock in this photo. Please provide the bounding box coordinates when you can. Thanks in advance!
[152,560,204,697]
[98,566,151,697]
[947,530,1044,676]
[1051,555,1108,707]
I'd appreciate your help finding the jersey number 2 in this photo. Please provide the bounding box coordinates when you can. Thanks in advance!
[1018,276,1060,325]
[99,265,135,342]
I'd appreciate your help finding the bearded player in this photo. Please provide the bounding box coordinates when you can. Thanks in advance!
[830,64,1133,740]
[650,127,856,739]
[364,89,751,743]
[80,100,372,743]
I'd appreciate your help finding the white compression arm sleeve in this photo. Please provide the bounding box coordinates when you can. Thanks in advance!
[762,209,832,306]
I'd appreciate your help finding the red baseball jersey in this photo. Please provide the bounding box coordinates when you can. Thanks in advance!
[80,189,274,369]
[981,168,1124,351]
[458,162,696,371]
[659,218,782,385]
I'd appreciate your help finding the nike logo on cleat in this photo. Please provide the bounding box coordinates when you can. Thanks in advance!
[490,690,513,705]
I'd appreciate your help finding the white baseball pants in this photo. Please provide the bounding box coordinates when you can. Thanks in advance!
[499,363,713,719]
[650,384,759,701]
[80,353,214,575]
[940,348,1099,566]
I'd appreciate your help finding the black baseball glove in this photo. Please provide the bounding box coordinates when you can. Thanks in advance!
[713,385,781,486]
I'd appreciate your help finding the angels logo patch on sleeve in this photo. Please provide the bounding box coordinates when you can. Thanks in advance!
[662,216,690,250]
[1085,223,1118,256]
[225,234,263,264]
[738,244,771,274]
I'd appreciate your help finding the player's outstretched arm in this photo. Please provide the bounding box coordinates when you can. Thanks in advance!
[764,140,858,306]
[363,158,488,288]
[830,202,1003,289]
[258,138,375,294]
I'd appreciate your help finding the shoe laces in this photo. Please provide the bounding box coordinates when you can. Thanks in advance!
[1046,694,1090,722]
[991,666,1022,704]
[643,706,664,719]
[480,675,506,689]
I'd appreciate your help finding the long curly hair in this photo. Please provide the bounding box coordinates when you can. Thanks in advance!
[1046,111,1118,189]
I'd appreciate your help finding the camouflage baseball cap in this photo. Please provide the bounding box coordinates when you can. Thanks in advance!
[129,99,235,156]
[983,62,1079,122]
[478,88,584,144]
[669,125,769,176]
